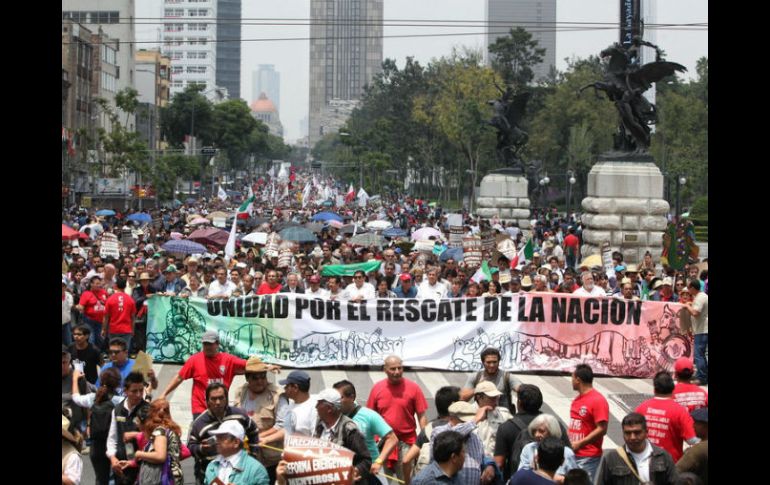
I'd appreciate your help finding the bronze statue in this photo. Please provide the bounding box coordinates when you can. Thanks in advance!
[488,83,531,172]
[579,37,686,152]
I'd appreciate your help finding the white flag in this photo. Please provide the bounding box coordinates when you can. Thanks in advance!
[224,210,238,262]
[302,182,312,208]
[357,188,369,207]
[217,185,228,202]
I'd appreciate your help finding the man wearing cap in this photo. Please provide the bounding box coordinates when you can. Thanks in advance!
[204,420,270,485]
[623,264,643,298]
[334,380,399,481]
[208,266,239,299]
[313,388,373,482]
[430,401,499,485]
[188,383,261,485]
[367,355,428,482]
[234,356,289,482]
[635,371,699,463]
[473,381,513,457]
[159,331,247,419]
[280,370,319,438]
[102,278,137,353]
[573,271,607,297]
[672,358,708,412]
[683,280,708,386]
[158,264,187,296]
[181,256,201,286]
[393,273,419,298]
[651,277,678,302]
[676,409,708,484]
[306,274,329,298]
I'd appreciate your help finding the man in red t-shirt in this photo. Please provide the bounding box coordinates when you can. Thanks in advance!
[366,355,428,482]
[257,269,283,295]
[636,371,699,462]
[103,278,137,354]
[568,364,609,482]
[563,227,580,270]
[75,274,109,351]
[159,330,247,419]
[672,357,708,412]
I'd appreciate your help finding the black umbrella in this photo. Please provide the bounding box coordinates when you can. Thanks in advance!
[340,224,367,235]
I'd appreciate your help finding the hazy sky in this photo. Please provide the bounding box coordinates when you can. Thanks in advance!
[135,1,708,144]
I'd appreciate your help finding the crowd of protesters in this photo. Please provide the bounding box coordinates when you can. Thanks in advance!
[62,168,708,485]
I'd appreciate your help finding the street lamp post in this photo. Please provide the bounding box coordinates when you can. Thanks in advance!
[539,174,550,211]
[676,175,687,219]
[566,170,576,220]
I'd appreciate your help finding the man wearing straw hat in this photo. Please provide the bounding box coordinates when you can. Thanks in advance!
[62,414,83,485]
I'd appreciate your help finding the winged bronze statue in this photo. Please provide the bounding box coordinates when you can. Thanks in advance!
[488,84,531,171]
[579,37,686,152]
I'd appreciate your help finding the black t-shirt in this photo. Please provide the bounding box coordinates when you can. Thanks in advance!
[68,343,102,384]
[495,413,539,480]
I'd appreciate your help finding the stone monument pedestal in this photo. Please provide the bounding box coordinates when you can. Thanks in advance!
[581,157,669,263]
[475,172,531,228]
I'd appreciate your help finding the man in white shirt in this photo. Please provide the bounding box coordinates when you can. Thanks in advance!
[280,371,318,437]
[305,274,329,298]
[208,267,238,299]
[343,270,376,302]
[573,271,607,297]
[418,267,448,300]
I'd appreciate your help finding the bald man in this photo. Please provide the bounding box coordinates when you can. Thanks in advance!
[366,356,428,482]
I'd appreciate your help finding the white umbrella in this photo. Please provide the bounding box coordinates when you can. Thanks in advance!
[242,232,268,245]
[411,227,443,240]
[367,220,393,230]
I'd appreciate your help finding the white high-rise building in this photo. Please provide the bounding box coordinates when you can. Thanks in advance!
[161,0,219,99]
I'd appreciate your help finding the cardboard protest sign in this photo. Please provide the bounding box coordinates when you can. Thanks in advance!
[601,241,614,279]
[121,228,134,248]
[99,233,120,259]
[277,249,293,269]
[413,240,435,254]
[447,214,464,248]
[132,351,154,381]
[497,238,517,261]
[463,236,482,268]
[481,230,496,253]
[282,434,355,485]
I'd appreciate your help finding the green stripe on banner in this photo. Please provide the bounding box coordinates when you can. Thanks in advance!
[320,260,381,276]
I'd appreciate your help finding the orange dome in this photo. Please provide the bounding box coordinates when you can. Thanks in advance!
[250,92,277,113]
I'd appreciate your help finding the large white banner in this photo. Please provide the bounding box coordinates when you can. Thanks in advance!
[147,294,690,377]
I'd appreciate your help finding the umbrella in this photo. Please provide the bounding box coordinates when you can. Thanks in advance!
[186,214,204,223]
[172,199,183,208]
[312,212,344,223]
[242,232,268,245]
[188,228,230,247]
[579,254,603,269]
[340,224,367,235]
[185,198,197,204]
[96,209,115,216]
[206,211,229,221]
[126,213,152,224]
[62,224,79,240]
[161,239,207,255]
[190,217,211,225]
[349,233,385,247]
[327,220,344,229]
[440,246,464,262]
[170,232,184,240]
[367,220,393,230]
[383,227,408,238]
[304,222,324,233]
[279,227,318,243]
[273,221,302,232]
[322,200,333,207]
[411,227,443,240]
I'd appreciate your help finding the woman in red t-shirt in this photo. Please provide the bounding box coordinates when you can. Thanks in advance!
[75,275,108,350]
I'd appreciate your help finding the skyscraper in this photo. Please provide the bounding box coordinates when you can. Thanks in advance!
[309,0,383,146]
[253,64,281,111]
[216,0,241,100]
[485,0,557,82]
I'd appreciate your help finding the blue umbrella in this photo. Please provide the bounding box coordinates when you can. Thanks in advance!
[312,212,343,223]
[126,213,152,224]
[440,246,464,262]
[279,226,318,243]
[322,200,333,207]
[96,209,115,216]
[161,239,207,255]
[383,227,408,238]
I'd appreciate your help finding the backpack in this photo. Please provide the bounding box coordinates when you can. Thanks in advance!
[90,394,116,440]
[413,422,434,475]
[472,371,516,415]
[508,416,535,472]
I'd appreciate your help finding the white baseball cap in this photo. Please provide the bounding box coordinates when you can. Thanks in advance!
[209,420,245,441]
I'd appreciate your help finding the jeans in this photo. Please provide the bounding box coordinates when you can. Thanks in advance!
[694,333,708,384]
[62,322,72,346]
[84,317,105,352]
[575,456,601,483]
[109,333,132,355]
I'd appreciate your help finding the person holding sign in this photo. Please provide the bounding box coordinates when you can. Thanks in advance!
[204,420,270,485]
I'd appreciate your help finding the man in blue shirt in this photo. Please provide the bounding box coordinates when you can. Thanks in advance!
[96,337,157,395]
[393,273,419,298]
[411,430,466,484]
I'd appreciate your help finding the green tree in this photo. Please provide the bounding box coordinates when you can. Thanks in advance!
[488,27,546,86]
[160,85,214,147]
[94,88,149,177]
[150,153,199,200]
[209,99,259,170]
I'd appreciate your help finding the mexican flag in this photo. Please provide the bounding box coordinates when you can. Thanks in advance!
[471,260,493,283]
[225,192,256,260]
[510,239,534,269]
[344,184,356,204]
[237,188,256,219]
